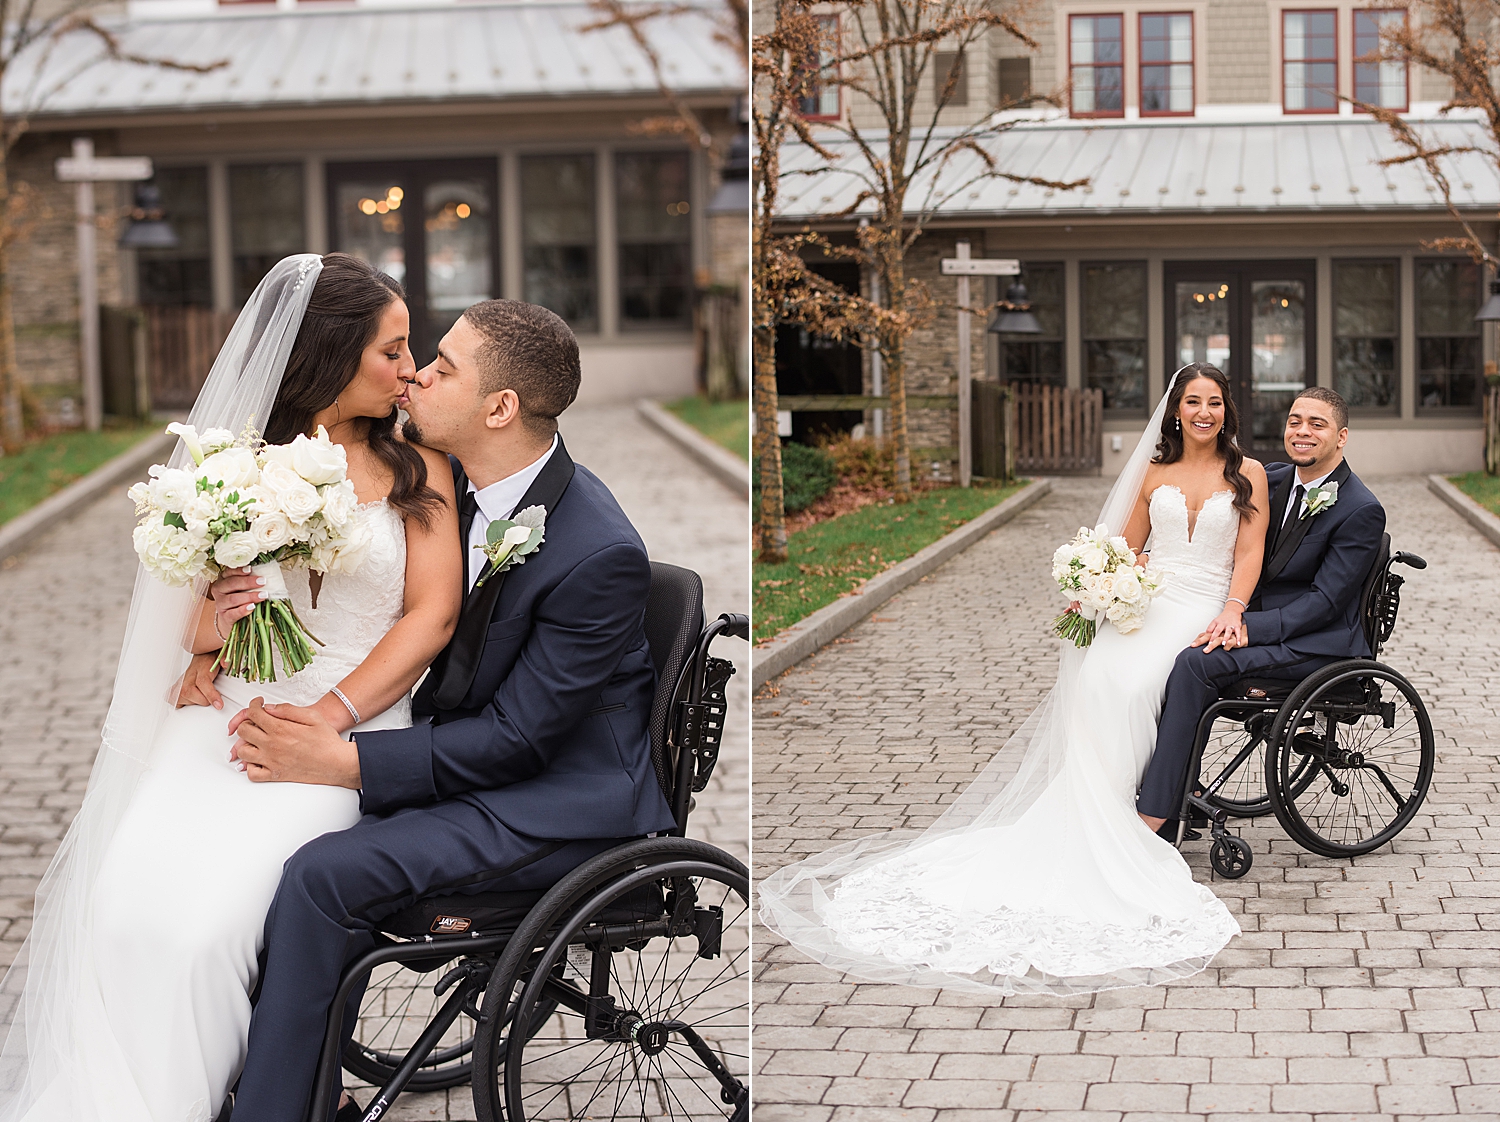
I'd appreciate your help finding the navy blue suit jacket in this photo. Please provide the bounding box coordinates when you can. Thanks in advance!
[1243,459,1386,658]
[354,451,677,841]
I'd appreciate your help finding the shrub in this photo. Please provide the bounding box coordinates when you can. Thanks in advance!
[778,441,838,512]
[819,433,896,491]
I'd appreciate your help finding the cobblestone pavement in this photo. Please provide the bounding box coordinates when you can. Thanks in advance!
[753,474,1500,1122]
[0,403,749,1121]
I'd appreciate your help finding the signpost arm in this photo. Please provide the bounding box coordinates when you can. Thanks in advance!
[74,139,101,433]
[956,241,971,487]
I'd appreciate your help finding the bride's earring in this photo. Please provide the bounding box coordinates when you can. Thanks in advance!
[333,398,342,425]
[1174,417,1181,432]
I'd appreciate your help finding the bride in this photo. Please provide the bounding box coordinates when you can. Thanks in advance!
[0,253,462,1120]
[759,363,1267,994]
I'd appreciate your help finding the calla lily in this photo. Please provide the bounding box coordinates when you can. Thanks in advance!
[167,422,205,465]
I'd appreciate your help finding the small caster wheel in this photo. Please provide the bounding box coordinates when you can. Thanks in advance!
[1209,835,1252,879]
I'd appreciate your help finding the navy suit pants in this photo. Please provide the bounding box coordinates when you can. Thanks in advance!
[1136,643,1337,819]
[231,799,620,1122]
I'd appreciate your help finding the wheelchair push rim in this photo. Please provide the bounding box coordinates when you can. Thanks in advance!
[1265,660,1435,858]
[474,844,749,1122]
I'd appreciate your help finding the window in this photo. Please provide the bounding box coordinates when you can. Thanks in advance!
[1333,260,1399,411]
[934,51,968,108]
[616,151,692,329]
[228,164,305,307]
[1140,13,1193,115]
[1070,14,1124,117]
[1082,262,1147,411]
[1416,259,1482,411]
[798,15,840,119]
[998,56,1032,107]
[1284,10,1338,113]
[521,154,597,332]
[1354,8,1408,110]
[996,263,1063,387]
[136,166,211,307]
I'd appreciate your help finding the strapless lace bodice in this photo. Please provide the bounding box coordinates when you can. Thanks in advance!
[1145,485,1238,600]
[220,499,411,727]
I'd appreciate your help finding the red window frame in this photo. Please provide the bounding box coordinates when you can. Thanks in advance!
[1282,8,1340,115]
[1138,11,1194,118]
[797,14,842,122]
[1352,7,1409,112]
[1069,13,1125,119]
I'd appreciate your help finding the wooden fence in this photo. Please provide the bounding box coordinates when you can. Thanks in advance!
[144,306,238,410]
[972,382,1104,477]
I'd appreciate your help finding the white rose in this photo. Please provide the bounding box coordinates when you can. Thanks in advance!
[322,516,373,574]
[199,427,236,455]
[1079,544,1109,573]
[251,511,294,553]
[278,479,322,524]
[1109,535,1130,556]
[147,466,198,513]
[260,442,297,471]
[320,481,358,528]
[291,427,348,486]
[213,530,260,569]
[1112,567,1142,604]
[198,447,260,491]
[243,483,281,516]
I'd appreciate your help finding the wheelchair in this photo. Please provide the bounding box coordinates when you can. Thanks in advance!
[304,562,749,1122]
[1176,534,1434,880]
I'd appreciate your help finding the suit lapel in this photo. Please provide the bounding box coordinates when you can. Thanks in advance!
[1263,459,1352,584]
[1266,468,1293,556]
[431,438,577,711]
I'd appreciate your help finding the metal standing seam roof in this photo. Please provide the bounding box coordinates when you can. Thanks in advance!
[2,0,742,117]
[775,115,1500,220]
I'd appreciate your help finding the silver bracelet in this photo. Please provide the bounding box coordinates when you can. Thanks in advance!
[330,686,361,727]
[1226,596,1248,610]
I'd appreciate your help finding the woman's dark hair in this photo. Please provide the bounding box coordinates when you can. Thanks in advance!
[264,253,442,526]
[1152,362,1257,518]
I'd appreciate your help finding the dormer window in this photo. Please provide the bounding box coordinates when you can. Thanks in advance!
[1283,9,1339,113]
[1069,14,1124,118]
[1354,8,1408,110]
[1139,13,1193,116]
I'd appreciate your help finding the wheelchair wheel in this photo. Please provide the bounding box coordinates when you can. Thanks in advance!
[472,838,749,1122]
[344,954,477,1091]
[1199,709,1277,817]
[1209,835,1253,879]
[1265,660,1435,858]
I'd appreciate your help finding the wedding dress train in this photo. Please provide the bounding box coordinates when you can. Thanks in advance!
[19,501,410,1122]
[758,484,1242,995]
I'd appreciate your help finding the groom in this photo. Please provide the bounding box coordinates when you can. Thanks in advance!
[211,300,677,1121]
[1137,386,1387,833]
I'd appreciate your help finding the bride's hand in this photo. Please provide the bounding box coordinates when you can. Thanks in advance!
[209,567,266,637]
[1194,605,1245,653]
[172,651,224,709]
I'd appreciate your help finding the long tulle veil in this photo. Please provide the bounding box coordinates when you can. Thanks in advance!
[757,367,1195,994]
[0,255,324,1116]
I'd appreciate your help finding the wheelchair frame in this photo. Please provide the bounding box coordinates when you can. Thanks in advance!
[300,605,750,1122]
[1173,536,1433,879]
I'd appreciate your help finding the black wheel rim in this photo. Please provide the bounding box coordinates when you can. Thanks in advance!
[344,956,476,1092]
[502,862,750,1122]
[1200,711,1274,816]
[1270,666,1434,857]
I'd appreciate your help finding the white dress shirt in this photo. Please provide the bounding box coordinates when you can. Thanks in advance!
[1281,466,1335,530]
[464,434,559,591]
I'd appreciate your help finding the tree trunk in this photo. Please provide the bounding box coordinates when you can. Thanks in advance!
[0,156,19,450]
[753,317,787,562]
[881,252,912,498]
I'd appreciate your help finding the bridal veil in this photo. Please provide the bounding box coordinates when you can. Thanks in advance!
[757,368,1201,995]
[0,255,324,1117]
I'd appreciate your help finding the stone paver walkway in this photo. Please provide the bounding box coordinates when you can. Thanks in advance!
[0,403,749,1121]
[753,474,1500,1122]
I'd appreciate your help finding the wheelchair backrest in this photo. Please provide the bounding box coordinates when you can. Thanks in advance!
[643,561,705,808]
[1358,532,1392,656]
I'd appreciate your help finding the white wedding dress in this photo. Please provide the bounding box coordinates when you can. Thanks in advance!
[759,484,1242,994]
[18,500,411,1122]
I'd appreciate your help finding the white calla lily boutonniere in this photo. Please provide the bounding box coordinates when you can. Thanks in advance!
[475,504,546,588]
[1304,481,1339,518]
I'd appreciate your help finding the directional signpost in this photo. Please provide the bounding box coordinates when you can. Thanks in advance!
[941,254,1018,486]
[56,139,154,432]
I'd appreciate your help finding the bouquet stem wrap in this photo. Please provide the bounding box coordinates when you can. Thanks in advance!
[217,561,323,682]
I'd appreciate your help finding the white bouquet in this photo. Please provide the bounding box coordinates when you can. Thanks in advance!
[129,421,372,681]
[1050,525,1167,648]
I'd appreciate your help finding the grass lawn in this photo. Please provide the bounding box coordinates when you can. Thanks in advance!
[0,423,160,527]
[754,481,1027,643]
[665,396,748,461]
[1450,472,1500,517]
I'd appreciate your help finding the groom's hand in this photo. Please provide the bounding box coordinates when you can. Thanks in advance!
[231,698,362,788]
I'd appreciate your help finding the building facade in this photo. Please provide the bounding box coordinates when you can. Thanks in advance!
[6,0,744,424]
[776,0,1497,476]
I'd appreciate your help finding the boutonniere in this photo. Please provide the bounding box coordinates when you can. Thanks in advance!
[474,505,546,588]
[1304,481,1339,518]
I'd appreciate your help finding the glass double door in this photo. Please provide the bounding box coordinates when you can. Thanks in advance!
[1164,261,1316,458]
[328,159,499,364]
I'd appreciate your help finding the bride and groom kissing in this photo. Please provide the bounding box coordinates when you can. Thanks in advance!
[760,362,1386,996]
[0,254,679,1122]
